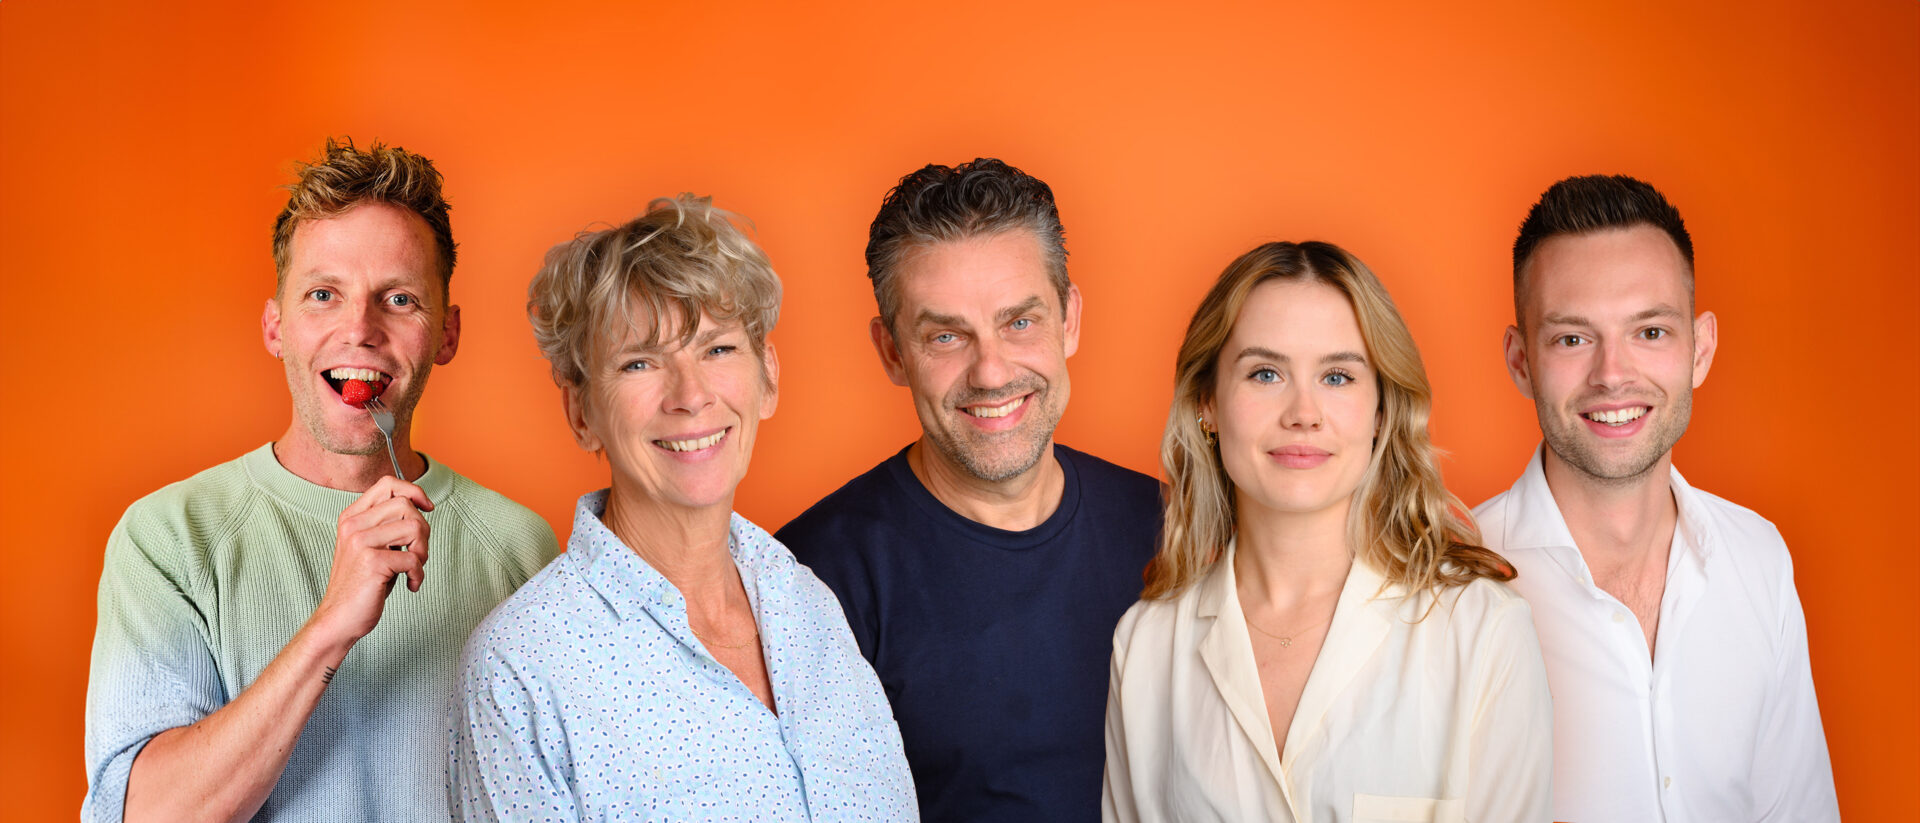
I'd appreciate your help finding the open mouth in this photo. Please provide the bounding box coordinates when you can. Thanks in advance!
[654,427,729,453]
[323,367,392,409]
[1581,406,1648,427]
[962,395,1027,419]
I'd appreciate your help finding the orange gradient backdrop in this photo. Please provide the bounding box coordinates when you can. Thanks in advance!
[3,1,1914,818]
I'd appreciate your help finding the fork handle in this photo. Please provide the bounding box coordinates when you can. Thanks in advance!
[382,439,411,589]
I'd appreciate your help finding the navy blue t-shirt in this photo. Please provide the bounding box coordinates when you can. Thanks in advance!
[776,443,1163,823]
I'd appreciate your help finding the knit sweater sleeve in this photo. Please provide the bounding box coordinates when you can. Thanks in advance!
[83,491,229,823]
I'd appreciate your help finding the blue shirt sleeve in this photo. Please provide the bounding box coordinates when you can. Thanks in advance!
[447,642,579,823]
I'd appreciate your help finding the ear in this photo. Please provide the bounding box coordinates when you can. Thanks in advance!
[758,341,780,420]
[262,296,284,359]
[1061,283,1084,359]
[435,304,462,366]
[560,380,603,453]
[1502,324,1535,401]
[870,316,909,387]
[1690,310,1718,388]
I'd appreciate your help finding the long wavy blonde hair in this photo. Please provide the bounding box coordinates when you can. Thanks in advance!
[1140,241,1513,602]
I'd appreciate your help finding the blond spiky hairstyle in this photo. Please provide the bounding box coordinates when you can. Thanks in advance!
[271,137,455,294]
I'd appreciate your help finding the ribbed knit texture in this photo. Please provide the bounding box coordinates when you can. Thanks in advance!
[84,444,559,822]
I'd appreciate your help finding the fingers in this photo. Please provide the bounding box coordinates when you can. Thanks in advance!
[339,476,435,519]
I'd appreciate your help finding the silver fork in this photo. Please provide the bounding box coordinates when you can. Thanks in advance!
[364,396,404,479]
[364,396,412,589]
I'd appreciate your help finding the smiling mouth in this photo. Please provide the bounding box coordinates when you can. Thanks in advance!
[1582,407,1649,426]
[655,428,728,452]
[323,368,391,406]
[962,395,1027,419]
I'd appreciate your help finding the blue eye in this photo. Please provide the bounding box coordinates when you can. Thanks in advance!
[1324,371,1352,386]
[1010,318,1033,331]
[387,293,413,307]
[309,288,334,302]
[932,332,958,345]
[621,360,652,372]
[708,344,737,357]
[1251,368,1279,383]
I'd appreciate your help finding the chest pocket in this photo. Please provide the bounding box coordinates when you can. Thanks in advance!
[1352,794,1464,823]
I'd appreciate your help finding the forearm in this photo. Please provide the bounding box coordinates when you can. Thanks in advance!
[124,624,352,823]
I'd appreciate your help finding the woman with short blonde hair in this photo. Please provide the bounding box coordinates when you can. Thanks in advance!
[448,195,917,821]
[1104,241,1552,822]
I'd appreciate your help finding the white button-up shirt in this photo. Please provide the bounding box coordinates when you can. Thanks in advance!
[1103,550,1553,822]
[1474,447,1838,822]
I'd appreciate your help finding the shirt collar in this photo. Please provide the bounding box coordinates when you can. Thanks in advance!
[566,490,795,628]
[1498,443,1714,567]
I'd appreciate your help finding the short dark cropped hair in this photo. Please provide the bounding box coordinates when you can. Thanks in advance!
[273,137,456,295]
[1511,174,1693,327]
[865,158,1070,331]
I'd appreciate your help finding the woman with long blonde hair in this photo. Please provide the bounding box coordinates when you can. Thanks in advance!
[1103,242,1552,822]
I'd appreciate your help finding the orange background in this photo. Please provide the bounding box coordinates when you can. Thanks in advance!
[3,0,1914,818]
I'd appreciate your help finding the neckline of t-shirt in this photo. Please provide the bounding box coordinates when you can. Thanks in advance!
[883,442,1083,551]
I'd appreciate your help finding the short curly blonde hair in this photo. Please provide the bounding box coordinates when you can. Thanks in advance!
[528,195,781,389]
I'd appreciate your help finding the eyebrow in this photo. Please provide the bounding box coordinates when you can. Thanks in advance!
[911,295,1047,331]
[1233,346,1368,366]
[1541,304,1686,328]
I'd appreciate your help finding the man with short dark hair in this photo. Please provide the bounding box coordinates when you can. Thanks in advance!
[83,139,557,822]
[1475,174,1838,821]
[777,158,1161,823]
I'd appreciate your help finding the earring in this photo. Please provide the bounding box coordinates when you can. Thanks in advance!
[1197,414,1216,447]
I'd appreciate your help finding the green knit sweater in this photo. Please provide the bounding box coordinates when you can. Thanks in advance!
[84,444,559,822]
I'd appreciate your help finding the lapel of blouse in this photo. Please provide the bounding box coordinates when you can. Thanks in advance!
[1195,551,1292,804]
[1279,559,1395,774]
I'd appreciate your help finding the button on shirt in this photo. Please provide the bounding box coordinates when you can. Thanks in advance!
[1474,447,1838,823]
[447,491,918,822]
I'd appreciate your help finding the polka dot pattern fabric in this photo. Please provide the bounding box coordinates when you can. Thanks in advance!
[448,490,918,821]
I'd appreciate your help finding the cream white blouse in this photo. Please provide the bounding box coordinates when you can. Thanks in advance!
[1102,551,1553,823]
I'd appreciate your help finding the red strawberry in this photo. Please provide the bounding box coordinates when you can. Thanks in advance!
[342,379,373,408]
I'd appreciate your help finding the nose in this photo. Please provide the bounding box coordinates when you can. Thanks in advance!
[1589,338,1635,392]
[968,335,1016,391]
[1282,384,1323,431]
[339,296,386,348]
[664,363,717,414]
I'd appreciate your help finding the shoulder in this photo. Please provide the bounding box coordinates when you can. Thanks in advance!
[112,454,261,566]
[1058,444,1161,499]
[460,553,596,677]
[1469,488,1517,545]
[437,469,563,565]
[1410,576,1539,656]
[1112,580,1197,651]
[1683,482,1793,566]
[775,450,913,558]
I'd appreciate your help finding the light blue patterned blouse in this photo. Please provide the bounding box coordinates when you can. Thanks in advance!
[446,491,918,822]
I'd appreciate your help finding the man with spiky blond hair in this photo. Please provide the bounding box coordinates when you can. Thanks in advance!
[83,139,557,823]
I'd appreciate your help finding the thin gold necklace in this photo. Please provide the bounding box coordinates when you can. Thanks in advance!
[1245,609,1335,648]
[691,623,760,650]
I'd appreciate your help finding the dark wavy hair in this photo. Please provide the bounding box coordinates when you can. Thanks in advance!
[864,158,1069,331]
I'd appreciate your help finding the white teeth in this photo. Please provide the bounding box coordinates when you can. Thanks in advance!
[964,396,1026,418]
[657,430,726,452]
[327,367,388,382]
[1584,407,1648,425]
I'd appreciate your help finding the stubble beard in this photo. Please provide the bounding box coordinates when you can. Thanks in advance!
[927,375,1062,483]
[1536,386,1691,489]
[285,358,433,457]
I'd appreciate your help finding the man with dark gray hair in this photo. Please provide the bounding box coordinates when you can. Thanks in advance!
[1475,174,1837,821]
[777,158,1161,823]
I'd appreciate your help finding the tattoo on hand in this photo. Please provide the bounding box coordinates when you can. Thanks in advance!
[321,665,338,686]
